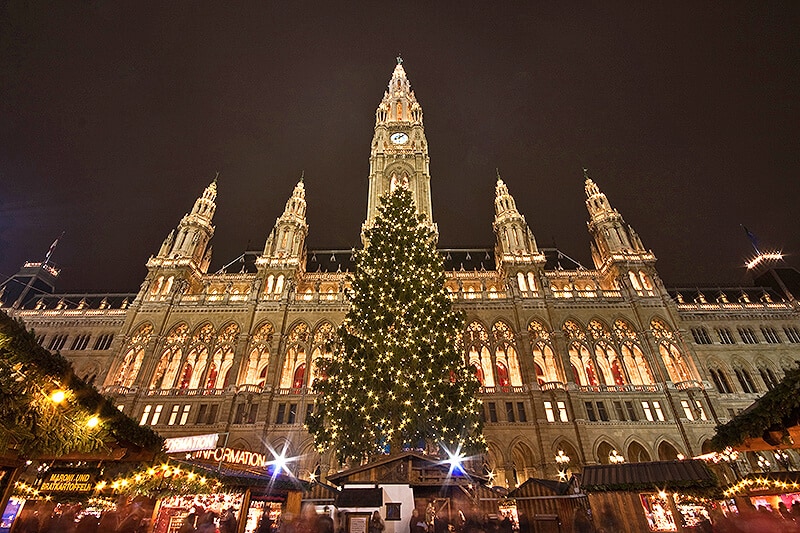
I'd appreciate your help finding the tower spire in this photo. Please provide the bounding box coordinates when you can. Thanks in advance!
[364,59,435,242]
[258,177,308,269]
[584,169,652,266]
[493,174,543,267]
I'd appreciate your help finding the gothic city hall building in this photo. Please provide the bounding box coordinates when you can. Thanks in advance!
[4,60,800,487]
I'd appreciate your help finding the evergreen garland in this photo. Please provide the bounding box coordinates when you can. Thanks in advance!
[711,364,800,450]
[0,310,163,457]
[307,188,485,464]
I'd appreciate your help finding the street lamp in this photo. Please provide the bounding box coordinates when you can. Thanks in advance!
[609,450,625,464]
[774,450,792,471]
[555,450,570,481]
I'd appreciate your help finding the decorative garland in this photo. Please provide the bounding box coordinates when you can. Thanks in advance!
[711,365,800,450]
[0,311,163,456]
[101,463,223,499]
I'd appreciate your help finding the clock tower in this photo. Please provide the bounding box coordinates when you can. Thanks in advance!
[363,57,436,241]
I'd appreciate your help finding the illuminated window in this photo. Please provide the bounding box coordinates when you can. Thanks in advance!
[641,401,664,421]
[140,405,152,425]
[150,404,163,425]
[557,401,568,422]
[180,405,191,425]
[695,400,707,420]
[544,401,555,422]
[681,400,694,421]
[168,405,180,425]
[653,401,664,421]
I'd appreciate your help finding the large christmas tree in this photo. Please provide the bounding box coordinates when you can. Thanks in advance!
[307,188,485,464]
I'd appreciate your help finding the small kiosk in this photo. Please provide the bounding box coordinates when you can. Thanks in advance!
[582,460,717,532]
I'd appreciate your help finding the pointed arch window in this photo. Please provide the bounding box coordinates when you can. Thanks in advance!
[114,323,153,387]
[529,320,562,384]
[280,323,310,390]
[465,321,493,388]
[492,321,522,387]
[244,322,275,386]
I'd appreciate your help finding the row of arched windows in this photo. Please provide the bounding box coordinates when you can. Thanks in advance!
[464,316,694,389]
[707,359,787,395]
[114,315,696,391]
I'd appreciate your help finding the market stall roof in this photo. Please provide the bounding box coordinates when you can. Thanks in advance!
[712,365,800,451]
[326,451,488,486]
[507,477,573,497]
[175,459,311,493]
[582,460,716,493]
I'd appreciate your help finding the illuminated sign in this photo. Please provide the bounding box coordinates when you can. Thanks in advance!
[190,447,267,468]
[40,470,97,493]
[164,433,220,454]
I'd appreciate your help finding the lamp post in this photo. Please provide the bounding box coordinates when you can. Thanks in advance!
[774,450,792,471]
[555,450,570,481]
[757,454,772,473]
[609,450,625,464]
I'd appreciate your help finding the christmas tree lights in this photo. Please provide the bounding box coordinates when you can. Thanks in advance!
[307,188,485,464]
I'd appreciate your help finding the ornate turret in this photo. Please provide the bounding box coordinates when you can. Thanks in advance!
[148,177,217,272]
[584,169,659,295]
[364,57,435,242]
[257,177,308,269]
[142,177,218,300]
[493,172,545,268]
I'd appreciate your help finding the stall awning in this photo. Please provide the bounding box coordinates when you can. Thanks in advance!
[335,488,383,507]
[582,460,715,493]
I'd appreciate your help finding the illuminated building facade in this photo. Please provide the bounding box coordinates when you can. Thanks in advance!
[3,60,800,487]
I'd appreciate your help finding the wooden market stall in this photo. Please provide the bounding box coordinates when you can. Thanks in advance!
[582,460,717,533]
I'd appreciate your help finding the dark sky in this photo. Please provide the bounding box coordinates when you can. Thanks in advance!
[1,2,799,293]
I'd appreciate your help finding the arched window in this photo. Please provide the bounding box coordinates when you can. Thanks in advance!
[529,320,562,383]
[758,364,779,390]
[310,322,336,387]
[465,321,493,388]
[280,323,309,389]
[183,323,215,389]
[114,323,153,387]
[151,323,189,389]
[613,319,654,385]
[709,367,733,394]
[651,318,693,383]
[293,364,306,389]
[396,101,402,120]
[178,363,193,390]
[244,322,275,385]
[627,441,652,463]
[492,321,522,387]
[734,367,757,393]
[204,322,239,390]
[657,441,681,461]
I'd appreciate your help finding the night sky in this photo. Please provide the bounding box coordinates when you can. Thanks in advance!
[1,3,798,293]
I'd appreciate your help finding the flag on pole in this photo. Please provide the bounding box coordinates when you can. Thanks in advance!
[741,225,760,254]
[44,232,64,264]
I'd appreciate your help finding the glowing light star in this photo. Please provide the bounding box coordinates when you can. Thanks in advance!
[86,416,100,428]
[50,390,66,404]
[442,445,467,476]
[746,251,783,270]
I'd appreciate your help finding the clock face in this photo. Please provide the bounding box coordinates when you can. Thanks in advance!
[390,132,409,144]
